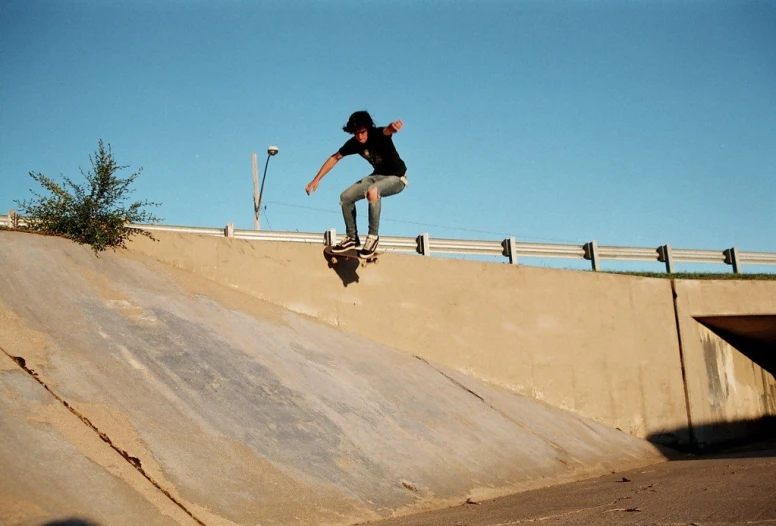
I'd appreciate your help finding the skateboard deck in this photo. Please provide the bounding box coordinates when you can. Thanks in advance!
[324,246,380,267]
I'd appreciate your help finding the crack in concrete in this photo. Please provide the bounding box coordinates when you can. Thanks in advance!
[413,353,516,415]
[2,349,206,526]
[414,355,485,402]
[413,355,581,468]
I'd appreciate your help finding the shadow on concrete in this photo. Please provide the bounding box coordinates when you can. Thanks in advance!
[648,416,776,458]
[322,248,361,287]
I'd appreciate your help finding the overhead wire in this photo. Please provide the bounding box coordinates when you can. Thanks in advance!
[263,200,577,243]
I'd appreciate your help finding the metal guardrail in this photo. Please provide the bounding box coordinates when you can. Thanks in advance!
[135,223,224,237]
[2,212,775,274]
[0,212,25,229]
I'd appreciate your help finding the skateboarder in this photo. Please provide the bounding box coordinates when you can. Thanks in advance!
[305,110,408,259]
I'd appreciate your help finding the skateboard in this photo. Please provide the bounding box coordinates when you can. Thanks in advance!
[324,246,380,267]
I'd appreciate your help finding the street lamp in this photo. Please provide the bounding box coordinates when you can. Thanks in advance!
[253,146,279,230]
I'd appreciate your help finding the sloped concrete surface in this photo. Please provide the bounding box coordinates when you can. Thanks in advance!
[0,231,664,525]
[0,354,196,526]
[368,442,776,525]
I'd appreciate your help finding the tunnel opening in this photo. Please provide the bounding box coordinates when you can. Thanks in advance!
[696,315,776,376]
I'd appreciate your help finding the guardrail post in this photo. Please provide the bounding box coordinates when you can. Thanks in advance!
[324,228,336,247]
[224,223,234,238]
[583,240,600,271]
[501,236,518,265]
[658,244,675,274]
[724,247,741,274]
[416,233,430,256]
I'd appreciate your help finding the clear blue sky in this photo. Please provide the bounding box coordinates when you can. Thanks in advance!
[2,0,774,272]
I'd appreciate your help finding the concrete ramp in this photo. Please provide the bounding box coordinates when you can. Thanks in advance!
[0,231,664,525]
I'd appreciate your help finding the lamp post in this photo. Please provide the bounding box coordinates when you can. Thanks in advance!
[253,146,279,230]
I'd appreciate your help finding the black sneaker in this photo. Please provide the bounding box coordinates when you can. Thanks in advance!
[358,234,379,259]
[330,235,359,254]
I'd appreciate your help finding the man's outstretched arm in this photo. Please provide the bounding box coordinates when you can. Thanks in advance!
[383,120,403,136]
[305,152,343,195]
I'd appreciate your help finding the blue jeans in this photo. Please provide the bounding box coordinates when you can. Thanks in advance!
[340,175,407,237]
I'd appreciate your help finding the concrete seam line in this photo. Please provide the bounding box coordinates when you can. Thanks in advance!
[670,279,697,446]
[0,347,207,526]
[413,355,483,402]
[412,355,583,457]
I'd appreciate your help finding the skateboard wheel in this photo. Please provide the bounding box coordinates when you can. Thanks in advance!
[331,256,338,264]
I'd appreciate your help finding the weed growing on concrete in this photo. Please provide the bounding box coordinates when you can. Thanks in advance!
[14,140,161,253]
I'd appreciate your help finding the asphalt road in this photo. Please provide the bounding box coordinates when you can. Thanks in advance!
[364,442,776,526]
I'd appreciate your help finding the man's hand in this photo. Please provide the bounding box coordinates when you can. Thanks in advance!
[305,179,319,195]
[385,120,403,135]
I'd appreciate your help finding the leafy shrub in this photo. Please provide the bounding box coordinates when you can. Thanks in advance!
[15,140,161,252]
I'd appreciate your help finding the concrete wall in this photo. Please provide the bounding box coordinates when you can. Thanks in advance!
[0,231,668,525]
[673,280,776,446]
[128,232,693,442]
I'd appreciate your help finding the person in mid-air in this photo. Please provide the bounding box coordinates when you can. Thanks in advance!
[305,110,408,259]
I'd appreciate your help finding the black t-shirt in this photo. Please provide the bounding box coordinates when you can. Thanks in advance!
[338,127,407,176]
